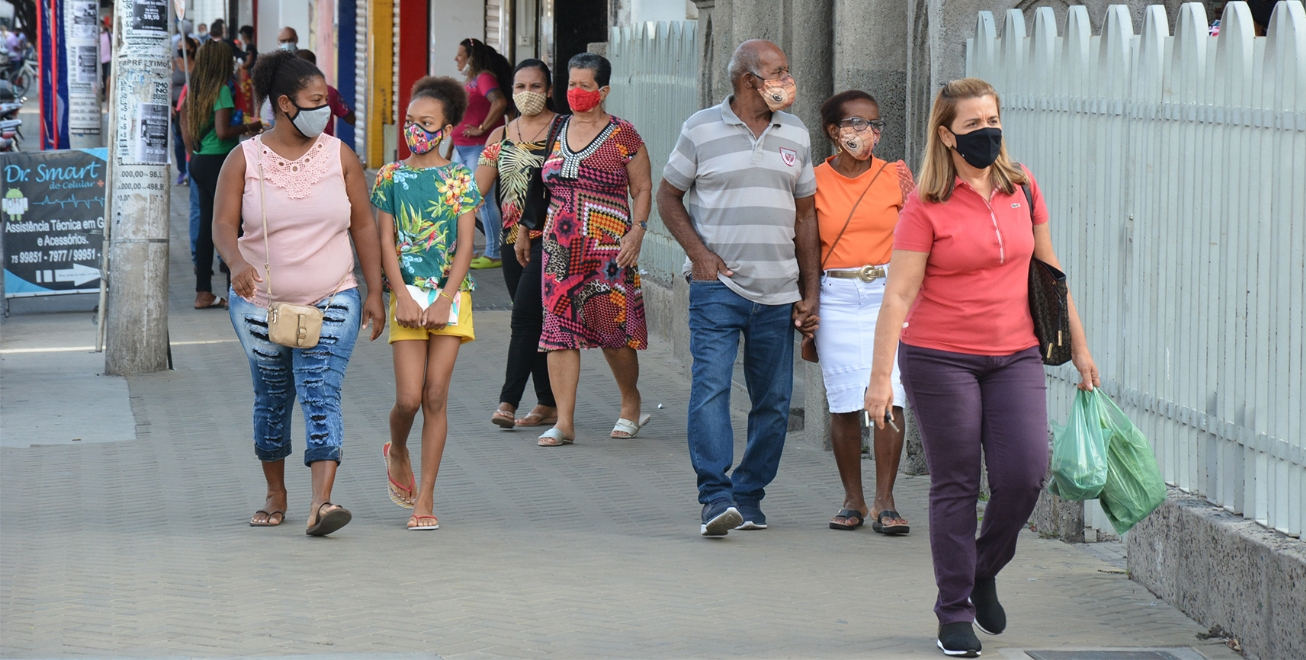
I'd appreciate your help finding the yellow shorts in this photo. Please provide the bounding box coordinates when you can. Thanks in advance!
[387,291,475,344]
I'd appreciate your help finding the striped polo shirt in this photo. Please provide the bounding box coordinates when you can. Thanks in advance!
[662,96,817,305]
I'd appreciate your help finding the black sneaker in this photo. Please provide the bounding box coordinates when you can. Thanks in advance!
[734,500,767,530]
[936,622,982,657]
[969,577,1006,635]
[700,500,742,537]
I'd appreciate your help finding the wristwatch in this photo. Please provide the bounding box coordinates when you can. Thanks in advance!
[638,221,648,230]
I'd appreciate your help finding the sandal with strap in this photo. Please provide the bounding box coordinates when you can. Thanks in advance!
[407,515,440,531]
[491,408,517,429]
[382,442,415,509]
[250,510,285,527]
[305,502,352,537]
[829,508,866,531]
[516,410,558,427]
[872,509,910,535]
[610,413,652,439]
[537,427,574,447]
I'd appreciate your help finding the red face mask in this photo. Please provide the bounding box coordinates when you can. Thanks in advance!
[567,87,604,112]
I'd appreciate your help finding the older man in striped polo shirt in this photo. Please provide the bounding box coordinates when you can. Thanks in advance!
[657,39,821,537]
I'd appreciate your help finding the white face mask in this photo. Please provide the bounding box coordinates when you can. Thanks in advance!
[289,102,331,139]
[279,41,297,52]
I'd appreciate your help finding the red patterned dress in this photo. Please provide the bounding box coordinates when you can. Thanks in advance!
[539,115,648,351]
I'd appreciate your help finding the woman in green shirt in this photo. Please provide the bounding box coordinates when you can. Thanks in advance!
[183,40,261,308]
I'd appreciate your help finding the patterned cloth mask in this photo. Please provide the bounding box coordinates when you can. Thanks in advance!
[756,75,796,112]
[404,123,444,155]
[513,91,548,117]
[838,126,877,161]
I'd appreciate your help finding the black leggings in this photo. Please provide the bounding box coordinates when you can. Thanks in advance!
[499,238,554,408]
[189,152,229,294]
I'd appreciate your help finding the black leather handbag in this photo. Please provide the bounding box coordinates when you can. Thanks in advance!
[1018,180,1072,366]
[517,116,565,232]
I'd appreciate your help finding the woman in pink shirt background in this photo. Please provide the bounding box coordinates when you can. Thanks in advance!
[864,78,1099,658]
[452,38,512,270]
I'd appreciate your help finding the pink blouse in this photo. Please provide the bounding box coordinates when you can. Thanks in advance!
[237,134,357,308]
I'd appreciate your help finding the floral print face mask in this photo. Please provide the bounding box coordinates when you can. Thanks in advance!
[404,123,444,155]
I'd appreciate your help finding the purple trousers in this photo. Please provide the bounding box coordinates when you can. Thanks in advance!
[899,343,1049,625]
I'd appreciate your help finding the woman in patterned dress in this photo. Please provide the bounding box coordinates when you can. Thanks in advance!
[476,59,559,432]
[535,53,654,447]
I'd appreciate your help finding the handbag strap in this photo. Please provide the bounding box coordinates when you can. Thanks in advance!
[542,115,564,161]
[256,137,349,308]
[821,160,889,270]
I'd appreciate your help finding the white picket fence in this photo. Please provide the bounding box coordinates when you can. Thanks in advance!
[968,1,1305,538]
[606,21,699,284]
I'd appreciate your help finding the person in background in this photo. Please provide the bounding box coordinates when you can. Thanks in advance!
[181,40,262,309]
[452,38,512,270]
[99,19,112,101]
[535,52,652,448]
[812,90,913,535]
[277,27,299,52]
[475,59,560,431]
[373,77,480,530]
[213,49,385,537]
[172,37,198,186]
[864,78,1099,657]
[657,39,819,536]
[238,25,258,65]
[295,50,355,138]
[195,23,209,44]
[208,20,241,57]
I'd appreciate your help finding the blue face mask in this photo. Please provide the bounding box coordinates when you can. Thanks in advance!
[279,41,297,52]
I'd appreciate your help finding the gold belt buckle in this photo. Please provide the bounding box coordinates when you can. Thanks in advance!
[858,265,885,282]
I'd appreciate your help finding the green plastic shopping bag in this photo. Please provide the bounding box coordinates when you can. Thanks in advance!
[1095,392,1167,535]
[1047,389,1109,501]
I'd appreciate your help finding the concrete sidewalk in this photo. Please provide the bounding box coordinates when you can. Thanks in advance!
[0,173,1241,659]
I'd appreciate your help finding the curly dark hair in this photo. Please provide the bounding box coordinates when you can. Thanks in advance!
[250,49,323,117]
[411,76,468,128]
[819,90,878,143]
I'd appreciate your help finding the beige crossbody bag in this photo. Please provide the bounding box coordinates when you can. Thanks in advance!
[257,141,347,349]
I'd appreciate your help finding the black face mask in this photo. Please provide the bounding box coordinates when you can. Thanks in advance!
[949,126,1003,169]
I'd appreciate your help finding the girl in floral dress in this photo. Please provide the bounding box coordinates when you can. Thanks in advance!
[535,53,655,447]
[372,77,481,530]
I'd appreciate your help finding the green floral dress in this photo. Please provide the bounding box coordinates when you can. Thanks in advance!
[371,161,482,293]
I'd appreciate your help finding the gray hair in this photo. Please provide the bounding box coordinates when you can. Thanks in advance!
[567,52,611,87]
[728,43,763,85]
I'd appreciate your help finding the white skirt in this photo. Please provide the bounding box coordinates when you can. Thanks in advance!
[815,269,906,414]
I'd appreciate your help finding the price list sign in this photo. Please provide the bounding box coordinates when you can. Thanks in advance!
[1,149,108,297]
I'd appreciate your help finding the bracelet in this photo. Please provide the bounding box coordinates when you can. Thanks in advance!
[439,291,456,303]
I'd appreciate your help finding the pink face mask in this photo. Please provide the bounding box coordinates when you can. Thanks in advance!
[756,74,796,112]
[838,126,877,161]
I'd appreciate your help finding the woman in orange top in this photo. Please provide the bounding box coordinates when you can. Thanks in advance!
[812,90,914,535]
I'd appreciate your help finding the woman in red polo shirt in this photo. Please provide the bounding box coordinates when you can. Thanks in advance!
[865,78,1099,658]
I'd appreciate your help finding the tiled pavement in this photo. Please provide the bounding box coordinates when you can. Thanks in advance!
[0,178,1240,659]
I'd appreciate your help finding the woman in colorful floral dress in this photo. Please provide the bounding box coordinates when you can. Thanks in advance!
[536,53,654,447]
[372,77,481,530]
[476,59,559,432]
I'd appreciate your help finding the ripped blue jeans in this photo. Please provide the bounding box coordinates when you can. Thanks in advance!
[229,287,361,465]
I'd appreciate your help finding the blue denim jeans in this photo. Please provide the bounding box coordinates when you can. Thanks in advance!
[229,287,362,465]
[687,280,795,505]
[453,144,502,260]
[189,177,201,264]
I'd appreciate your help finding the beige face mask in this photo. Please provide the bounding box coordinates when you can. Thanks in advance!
[514,90,548,117]
[838,126,877,160]
[756,74,796,112]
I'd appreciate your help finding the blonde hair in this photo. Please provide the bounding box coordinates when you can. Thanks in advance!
[917,78,1027,203]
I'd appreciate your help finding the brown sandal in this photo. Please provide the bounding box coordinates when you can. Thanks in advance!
[250,510,285,527]
[491,409,516,429]
[305,502,351,536]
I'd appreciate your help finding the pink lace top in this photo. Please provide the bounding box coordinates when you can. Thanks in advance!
[237,134,358,308]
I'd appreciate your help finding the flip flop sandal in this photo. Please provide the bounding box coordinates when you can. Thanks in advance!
[610,413,652,439]
[382,442,415,509]
[491,409,517,429]
[537,427,574,447]
[305,502,352,536]
[515,411,558,427]
[407,515,440,531]
[195,295,226,309]
[872,509,910,535]
[829,508,866,531]
[250,510,285,527]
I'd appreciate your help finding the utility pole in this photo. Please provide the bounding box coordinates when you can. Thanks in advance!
[104,0,173,375]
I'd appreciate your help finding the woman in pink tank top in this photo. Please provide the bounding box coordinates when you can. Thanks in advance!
[213,50,385,537]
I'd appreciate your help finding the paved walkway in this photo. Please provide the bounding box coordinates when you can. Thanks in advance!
[0,177,1240,659]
